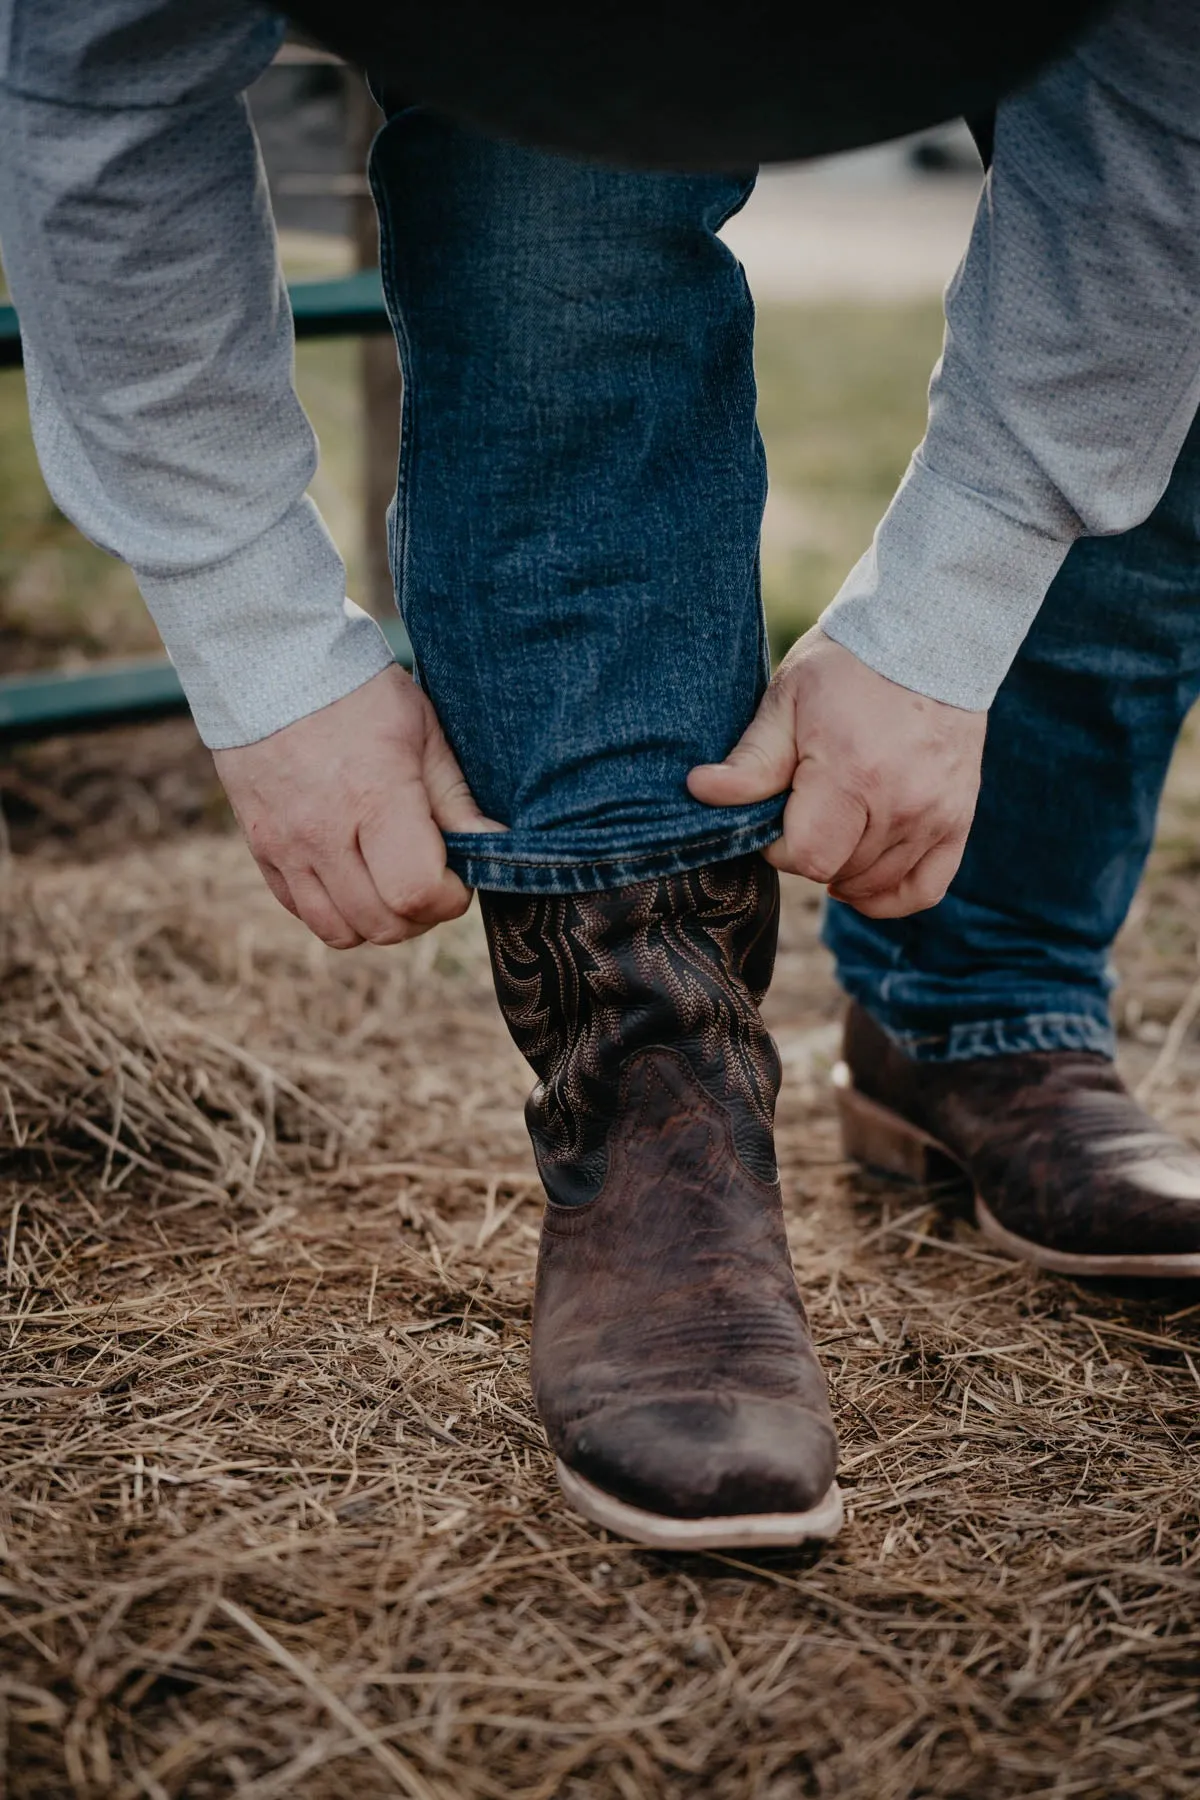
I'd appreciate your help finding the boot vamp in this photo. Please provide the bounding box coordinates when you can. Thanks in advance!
[846,1003,1200,1257]
[531,1050,836,1518]
[930,1068,1200,1255]
[543,1286,826,1417]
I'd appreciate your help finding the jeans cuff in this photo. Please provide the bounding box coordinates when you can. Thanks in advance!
[443,807,784,894]
[879,1009,1116,1064]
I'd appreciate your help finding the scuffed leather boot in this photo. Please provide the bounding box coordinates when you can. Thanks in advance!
[837,1001,1200,1278]
[480,855,841,1549]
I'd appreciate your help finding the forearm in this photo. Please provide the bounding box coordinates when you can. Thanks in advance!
[0,1,394,746]
[821,0,1200,710]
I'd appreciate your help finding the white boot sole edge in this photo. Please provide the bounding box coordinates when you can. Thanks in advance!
[556,1459,845,1550]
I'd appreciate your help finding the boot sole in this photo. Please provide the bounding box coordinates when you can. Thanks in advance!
[555,1458,845,1549]
[834,1064,1200,1278]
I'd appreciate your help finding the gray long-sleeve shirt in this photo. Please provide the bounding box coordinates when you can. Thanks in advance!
[0,0,395,746]
[821,0,1200,707]
[1,0,1197,748]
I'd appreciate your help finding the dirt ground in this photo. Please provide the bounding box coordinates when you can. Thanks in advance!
[1,720,1199,1800]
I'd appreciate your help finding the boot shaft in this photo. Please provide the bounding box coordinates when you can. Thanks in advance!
[480,854,782,1205]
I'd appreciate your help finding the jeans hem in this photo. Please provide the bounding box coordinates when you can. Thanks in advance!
[874,1008,1116,1064]
[445,818,784,893]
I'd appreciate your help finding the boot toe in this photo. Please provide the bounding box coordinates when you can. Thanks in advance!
[566,1394,838,1521]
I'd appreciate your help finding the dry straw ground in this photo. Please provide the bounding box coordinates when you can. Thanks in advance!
[1,722,1198,1800]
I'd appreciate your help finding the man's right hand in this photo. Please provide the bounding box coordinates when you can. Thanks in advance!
[213,665,504,949]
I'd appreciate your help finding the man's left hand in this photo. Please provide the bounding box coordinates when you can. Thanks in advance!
[686,626,986,918]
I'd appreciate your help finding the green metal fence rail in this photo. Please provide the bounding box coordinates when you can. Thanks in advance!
[0,273,409,741]
[0,301,18,370]
[286,269,392,340]
[0,619,413,744]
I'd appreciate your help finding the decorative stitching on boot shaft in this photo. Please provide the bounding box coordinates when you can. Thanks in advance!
[480,854,782,1206]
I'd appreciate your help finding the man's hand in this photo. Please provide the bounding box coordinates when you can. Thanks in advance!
[214,665,503,949]
[687,627,986,918]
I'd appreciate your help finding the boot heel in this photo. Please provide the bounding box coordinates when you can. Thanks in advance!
[832,1064,952,1184]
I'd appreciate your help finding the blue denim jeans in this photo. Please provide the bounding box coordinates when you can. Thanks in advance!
[370,110,1199,1055]
[825,407,1200,1063]
[369,110,782,893]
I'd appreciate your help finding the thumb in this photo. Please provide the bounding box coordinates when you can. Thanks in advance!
[422,719,507,834]
[687,683,797,807]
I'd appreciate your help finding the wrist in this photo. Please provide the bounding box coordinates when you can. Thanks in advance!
[819,459,1074,711]
[136,498,396,748]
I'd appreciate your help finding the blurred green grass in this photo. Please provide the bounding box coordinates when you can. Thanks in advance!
[754,300,943,659]
[0,300,943,672]
[0,365,152,670]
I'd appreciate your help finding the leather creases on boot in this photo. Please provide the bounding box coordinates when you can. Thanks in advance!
[480,856,841,1545]
[837,1000,1200,1277]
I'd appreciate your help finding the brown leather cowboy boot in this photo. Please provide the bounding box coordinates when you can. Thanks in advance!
[836,1001,1200,1277]
[480,855,841,1549]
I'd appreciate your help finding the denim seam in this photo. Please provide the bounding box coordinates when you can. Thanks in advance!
[443,819,783,869]
[369,143,415,655]
[712,175,771,701]
[882,1009,1116,1064]
[447,819,783,892]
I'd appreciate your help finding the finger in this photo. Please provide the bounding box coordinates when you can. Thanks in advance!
[830,814,971,903]
[840,838,965,920]
[686,681,796,807]
[827,836,927,905]
[423,719,507,834]
[322,843,425,946]
[766,767,869,885]
[358,778,475,928]
[826,810,914,885]
[258,861,301,920]
[285,868,365,950]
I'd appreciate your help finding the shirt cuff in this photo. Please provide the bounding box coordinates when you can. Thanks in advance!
[818,458,1076,712]
[135,496,398,749]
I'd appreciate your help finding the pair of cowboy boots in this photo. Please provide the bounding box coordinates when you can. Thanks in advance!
[479,856,1200,1550]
